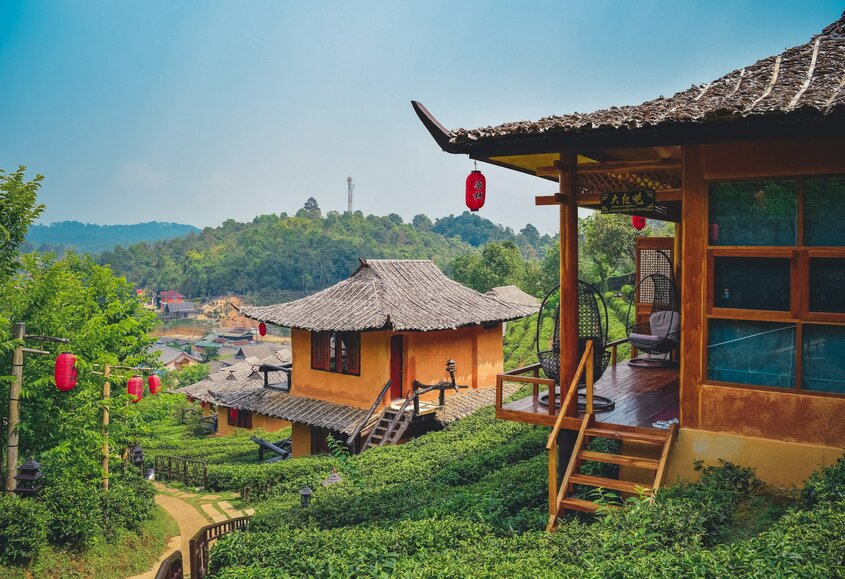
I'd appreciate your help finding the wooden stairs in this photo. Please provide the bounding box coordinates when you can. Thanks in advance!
[361,406,413,450]
[547,414,677,531]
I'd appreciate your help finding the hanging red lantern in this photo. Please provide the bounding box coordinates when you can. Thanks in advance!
[631,216,647,230]
[54,352,78,392]
[229,407,238,422]
[148,374,161,395]
[465,169,486,212]
[258,322,267,337]
[127,375,143,403]
[200,400,208,409]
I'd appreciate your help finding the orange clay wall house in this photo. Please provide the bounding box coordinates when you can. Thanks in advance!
[414,13,845,525]
[233,259,537,457]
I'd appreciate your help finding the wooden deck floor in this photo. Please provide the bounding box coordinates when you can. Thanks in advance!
[499,362,679,429]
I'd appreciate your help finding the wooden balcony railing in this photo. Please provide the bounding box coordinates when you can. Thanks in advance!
[606,337,629,368]
[495,362,557,416]
[546,340,594,527]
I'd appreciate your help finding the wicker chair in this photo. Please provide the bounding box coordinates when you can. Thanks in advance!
[626,273,680,368]
[536,281,614,411]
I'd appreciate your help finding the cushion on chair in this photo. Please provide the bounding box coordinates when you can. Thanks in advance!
[628,332,661,345]
[649,310,680,338]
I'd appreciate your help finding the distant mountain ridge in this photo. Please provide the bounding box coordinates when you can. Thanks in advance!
[25,220,200,253]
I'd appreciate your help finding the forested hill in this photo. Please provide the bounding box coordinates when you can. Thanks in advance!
[25,221,200,253]
[97,200,550,298]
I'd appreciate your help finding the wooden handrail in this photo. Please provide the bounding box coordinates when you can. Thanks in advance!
[502,362,543,376]
[495,364,554,412]
[347,379,392,450]
[606,337,629,368]
[189,516,251,579]
[155,550,183,579]
[546,340,593,451]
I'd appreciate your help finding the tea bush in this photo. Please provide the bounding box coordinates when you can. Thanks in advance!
[42,475,103,550]
[101,468,156,539]
[0,494,50,565]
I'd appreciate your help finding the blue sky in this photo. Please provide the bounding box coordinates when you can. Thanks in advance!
[1,1,842,234]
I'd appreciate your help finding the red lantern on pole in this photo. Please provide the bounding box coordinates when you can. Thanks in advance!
[54,352,78,392]
[258,322,267,337]
[631,216,647,231]
[465,168,486,212]
[127,375,143,403]
[148,374,161,395]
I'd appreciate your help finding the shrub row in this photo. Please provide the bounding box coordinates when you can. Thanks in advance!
[0,467,155,565]
[209,458,845,578]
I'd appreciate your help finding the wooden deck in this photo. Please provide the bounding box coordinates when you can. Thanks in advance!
[497,362,679,429]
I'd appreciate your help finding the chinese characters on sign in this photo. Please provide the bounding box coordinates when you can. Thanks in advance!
[600,190,656,214]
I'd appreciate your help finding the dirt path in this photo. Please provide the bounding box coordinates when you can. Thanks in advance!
[129,493,208,579]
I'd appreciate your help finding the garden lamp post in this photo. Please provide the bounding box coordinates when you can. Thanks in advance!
[300,485,313,507]
[5,322,70,493]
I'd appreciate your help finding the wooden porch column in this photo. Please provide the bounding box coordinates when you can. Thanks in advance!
[559,153,579,415]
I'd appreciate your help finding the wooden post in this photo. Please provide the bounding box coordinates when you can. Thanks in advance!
[5,322,25,492]
[547,446,558,519]
[585,342,594,415]
[102,364,111,492]
[559,153,579,414]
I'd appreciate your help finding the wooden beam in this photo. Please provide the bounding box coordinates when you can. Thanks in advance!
[559,153,580,417]
[576,159,682,174]
[535,193,567,206]
[536,166,560,177]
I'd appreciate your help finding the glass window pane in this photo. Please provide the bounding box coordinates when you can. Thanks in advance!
[809,258,845,313]
[803,325,845,394]
[713,257,791,311]
[709,181,797,246]
[805,178,845,246]
[707,319,796,388]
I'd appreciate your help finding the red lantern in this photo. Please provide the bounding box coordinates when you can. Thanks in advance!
[54,352,78,392]
[148,374,161,395]
[465,170,486,212]
[201,400,208,409]
[229,408,238,422]
[258,322,267,337]
[127,375,143,403]
[631,216,647,230]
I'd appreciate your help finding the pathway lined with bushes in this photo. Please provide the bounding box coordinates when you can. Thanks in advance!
[130,484,255,579]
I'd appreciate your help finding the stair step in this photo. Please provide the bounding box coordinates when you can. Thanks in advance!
[558,497,617,514]
[585,427,667,445]
[568,474,654,495]
[578,451,660,470]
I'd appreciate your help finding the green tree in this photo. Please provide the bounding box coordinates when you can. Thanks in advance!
[0,167,44,280]
[296,197,322,219]
[451,241,527,294]
[580,213,636,293]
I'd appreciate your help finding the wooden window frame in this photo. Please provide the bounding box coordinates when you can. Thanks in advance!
[704,175,845,396]
[310,330,361,376]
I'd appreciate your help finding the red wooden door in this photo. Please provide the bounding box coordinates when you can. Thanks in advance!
[390,335,403,399]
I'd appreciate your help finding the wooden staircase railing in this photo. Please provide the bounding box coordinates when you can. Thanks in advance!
[347,379,392,451]
[189,516,251,579]
[546,340,594,531]
[362,386,416,449]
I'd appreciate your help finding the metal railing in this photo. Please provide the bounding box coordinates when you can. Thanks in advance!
[154,456,208,489]
[155,550,184,579]
[189,516,251,579]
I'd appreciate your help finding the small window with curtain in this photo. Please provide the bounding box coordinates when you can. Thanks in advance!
[311,331,360,375]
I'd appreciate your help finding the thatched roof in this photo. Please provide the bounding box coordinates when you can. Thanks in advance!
[486,286,541,312]
[212,388,371,435]
[175,349,290,404]
[415,13,845,153]
[240,259,536,332]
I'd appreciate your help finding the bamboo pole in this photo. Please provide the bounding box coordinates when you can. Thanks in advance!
[5,322,25,492]
[102,364,111,492]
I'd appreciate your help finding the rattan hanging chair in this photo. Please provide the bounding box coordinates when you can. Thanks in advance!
[536,281,614,411]
[626,272,680,368]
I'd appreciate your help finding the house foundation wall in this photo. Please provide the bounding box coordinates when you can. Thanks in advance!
[665,427,844,487]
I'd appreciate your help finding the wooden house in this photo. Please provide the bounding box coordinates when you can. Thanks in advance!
[237,259,535,457]
[149,344,202,371]
[161,301,199,321]
[414,14,845,527]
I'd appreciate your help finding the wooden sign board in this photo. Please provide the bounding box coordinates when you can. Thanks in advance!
[600,190,655,214]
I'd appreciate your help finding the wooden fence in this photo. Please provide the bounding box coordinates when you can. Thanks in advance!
[189,516,251,579]
[155,550,184,579]
[154,456,208,488]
